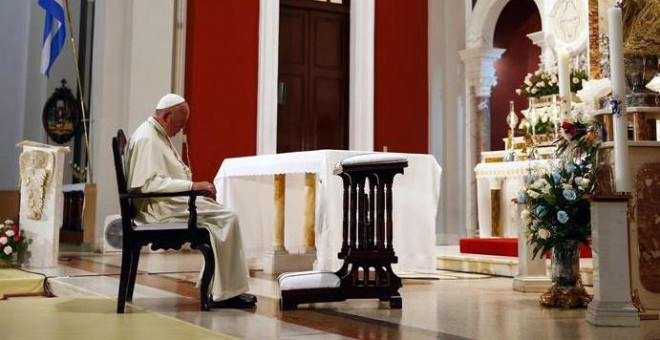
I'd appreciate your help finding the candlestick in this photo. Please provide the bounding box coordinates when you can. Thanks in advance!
[608,6,632,193]
[552,95,560,139]
[558,50,572,120]
[528,98,536,137]
[506,101,518,151]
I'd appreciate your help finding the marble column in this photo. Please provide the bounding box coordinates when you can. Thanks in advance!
[586,195,639,327]
[459,47,505,237]
[263,174,317,274]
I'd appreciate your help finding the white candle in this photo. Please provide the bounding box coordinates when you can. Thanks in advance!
[608,7,632,193]
[557,50,572,120]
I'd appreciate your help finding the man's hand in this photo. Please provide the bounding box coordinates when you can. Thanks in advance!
[192,181,216,196]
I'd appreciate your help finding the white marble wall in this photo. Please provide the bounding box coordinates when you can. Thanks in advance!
[90,0,176,250]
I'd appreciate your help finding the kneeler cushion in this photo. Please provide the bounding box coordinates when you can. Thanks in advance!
[278,271,340,291]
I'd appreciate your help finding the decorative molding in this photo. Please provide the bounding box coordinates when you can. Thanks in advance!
[257,0,280,155]
[349,0,375,151]
[459,47,505,97]
[19,150,53,220]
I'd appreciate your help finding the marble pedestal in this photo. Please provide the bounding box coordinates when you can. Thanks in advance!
[263,251,316,274]
[586,196,639,327]
[16,141,69,269]
[513,203,551,293]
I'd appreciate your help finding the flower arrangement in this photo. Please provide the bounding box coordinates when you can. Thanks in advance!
[516,68,588,98]
[518,101,585,136]
[0,219,26,264]
[516,118,601,259]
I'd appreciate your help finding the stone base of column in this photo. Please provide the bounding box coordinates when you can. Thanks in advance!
[263,251,316,274]
[513,275,552,293]
[586,300,640,327]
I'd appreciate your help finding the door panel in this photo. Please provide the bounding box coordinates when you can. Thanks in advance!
[277,0,348,153]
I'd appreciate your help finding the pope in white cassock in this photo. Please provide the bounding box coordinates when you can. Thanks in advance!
[124,93,257,308]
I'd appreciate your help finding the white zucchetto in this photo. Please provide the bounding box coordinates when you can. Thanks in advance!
[156,93,186,110]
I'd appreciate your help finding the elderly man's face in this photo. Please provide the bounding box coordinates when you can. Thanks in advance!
[165,102,190,137]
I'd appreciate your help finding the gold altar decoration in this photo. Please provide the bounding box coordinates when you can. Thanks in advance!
[540,278,592,308]
[589,0,601,79]
[622,0,660,56]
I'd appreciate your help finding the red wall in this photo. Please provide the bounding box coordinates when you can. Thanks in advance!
[374,0,428,153]
[185,1,430,180]
[184,0,259,182]
[491,0,541,150]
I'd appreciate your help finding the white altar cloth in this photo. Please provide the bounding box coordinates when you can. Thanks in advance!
[214,150,442,272]
[474,158,556,237]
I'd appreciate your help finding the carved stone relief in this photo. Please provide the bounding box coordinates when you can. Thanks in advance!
[636,163,660,293]
[19,150,54,220]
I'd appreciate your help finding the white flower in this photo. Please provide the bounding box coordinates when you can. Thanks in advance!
[4,219,13,226]
[531,178,548,190]
[525,80,532,86]
[515,89,522,95]
[531,88,538,94]
[538,81,546,87]
[525,73,532,81]
[575,177,590,189]
[538,229,551,239]
[3,246,12,255]
[562,183,574,190]
[527,190,540,199]
[521,209,530,223]
[0,237,7,245]
[5,230,14,237]
[535,70,542,76]
[572,77,579,84]
[551,75,558,83]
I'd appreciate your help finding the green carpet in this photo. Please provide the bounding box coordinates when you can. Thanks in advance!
[0,296,235,340]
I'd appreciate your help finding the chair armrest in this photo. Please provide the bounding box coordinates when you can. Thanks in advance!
[122,190,213,230]
[121,190,211,199]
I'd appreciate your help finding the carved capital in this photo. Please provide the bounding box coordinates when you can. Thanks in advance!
[459,47,505,97]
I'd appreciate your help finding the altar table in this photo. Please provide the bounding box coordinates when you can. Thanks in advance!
[214,150,441,272]
[474,155,556,238]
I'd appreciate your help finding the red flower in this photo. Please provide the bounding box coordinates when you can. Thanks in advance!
[13,234,20,241]
[11,225,18,232]
[561,121,578,139]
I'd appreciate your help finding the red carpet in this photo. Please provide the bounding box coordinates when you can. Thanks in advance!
[459,238,592,258]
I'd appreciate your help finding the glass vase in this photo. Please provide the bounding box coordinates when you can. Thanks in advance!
[551,239,581,287]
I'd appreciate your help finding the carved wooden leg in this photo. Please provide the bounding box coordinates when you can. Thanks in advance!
[389,294,402,309]
[197,242,215,311]
[116,248,132,313]
[126,246,141,301]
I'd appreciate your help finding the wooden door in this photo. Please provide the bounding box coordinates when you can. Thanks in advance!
[277,0,349,153]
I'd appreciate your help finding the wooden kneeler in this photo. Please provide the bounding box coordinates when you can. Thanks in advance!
[279,154,408,310]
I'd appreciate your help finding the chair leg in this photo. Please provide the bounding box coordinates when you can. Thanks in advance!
[126,246,141,302]
[197,243,214,311]
[116,249,133,313]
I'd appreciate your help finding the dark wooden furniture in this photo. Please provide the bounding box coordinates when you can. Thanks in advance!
[280,154,408,310]
[112,129,215,313]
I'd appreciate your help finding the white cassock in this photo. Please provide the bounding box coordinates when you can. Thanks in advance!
[125,116,249,300]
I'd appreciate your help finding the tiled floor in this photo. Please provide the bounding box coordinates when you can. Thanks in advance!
[20,250,660,339]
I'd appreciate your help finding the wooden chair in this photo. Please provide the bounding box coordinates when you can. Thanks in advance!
[112,129,215,313]
[279,154,408,310]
